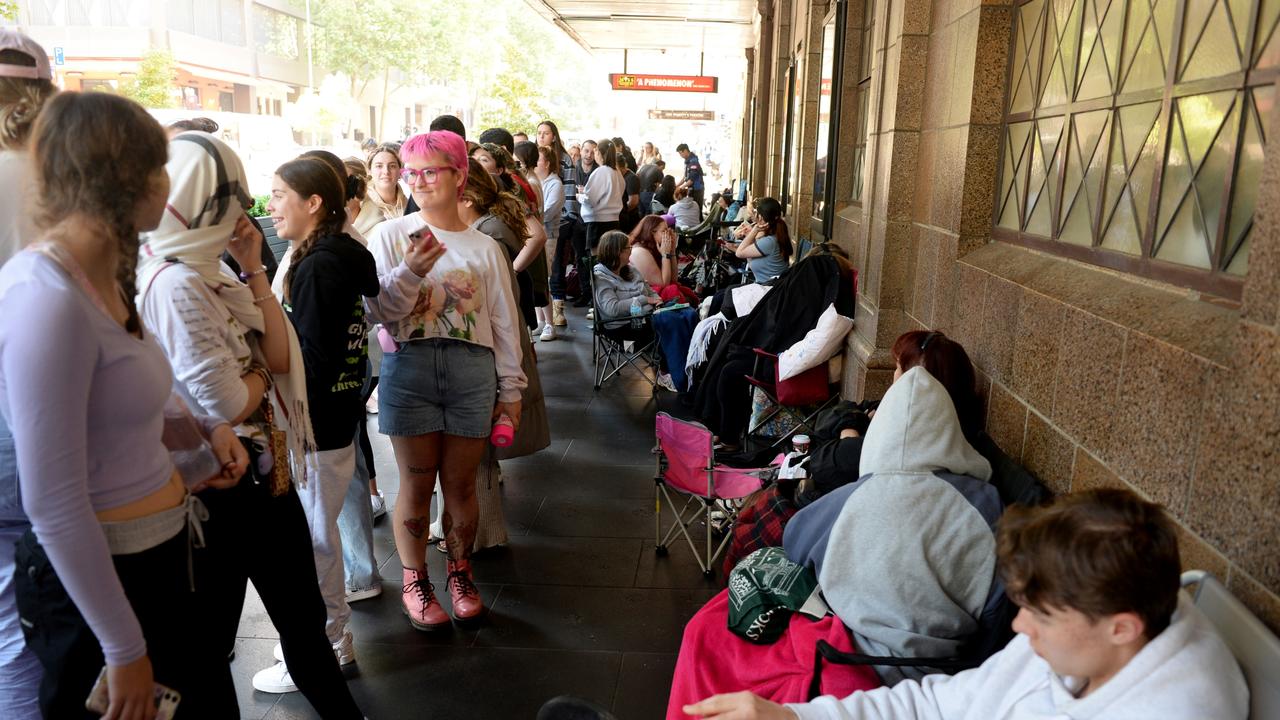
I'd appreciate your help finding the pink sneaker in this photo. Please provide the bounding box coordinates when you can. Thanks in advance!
[446,558,485,626]
[401,566,450,631]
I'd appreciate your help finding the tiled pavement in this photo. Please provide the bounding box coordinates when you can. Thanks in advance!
[232,306,720,719]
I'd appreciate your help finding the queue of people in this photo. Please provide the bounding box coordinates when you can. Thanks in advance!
[0,28,570,719]
[1,27,1253,720]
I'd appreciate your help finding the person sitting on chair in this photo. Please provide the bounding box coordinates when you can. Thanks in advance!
[684,487,1249,720]
[593,230,661,328]
[594,230,699,390]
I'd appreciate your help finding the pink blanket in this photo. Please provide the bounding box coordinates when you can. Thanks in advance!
[666,589,882,718]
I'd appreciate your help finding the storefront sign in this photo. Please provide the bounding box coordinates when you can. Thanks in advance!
[611,74,719,93]
[647,109,717,121]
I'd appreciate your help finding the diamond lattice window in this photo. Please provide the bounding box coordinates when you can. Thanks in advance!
[996,0,1279,297]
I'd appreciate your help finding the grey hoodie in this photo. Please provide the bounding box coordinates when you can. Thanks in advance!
[592,263,654,329]
[783,366,1004,684]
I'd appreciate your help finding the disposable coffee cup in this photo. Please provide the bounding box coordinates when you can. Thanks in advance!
[792,434,811,454]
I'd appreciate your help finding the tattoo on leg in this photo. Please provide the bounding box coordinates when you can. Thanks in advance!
[407,465,433,475]
[440,511,453,538]
[445,518,474,562]
[403,516,429,539]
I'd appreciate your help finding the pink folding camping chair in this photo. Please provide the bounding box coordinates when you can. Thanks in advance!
[654,412,778,576]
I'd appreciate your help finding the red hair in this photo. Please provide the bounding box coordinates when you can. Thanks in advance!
[891,330,980,439]
[628,214,665,265]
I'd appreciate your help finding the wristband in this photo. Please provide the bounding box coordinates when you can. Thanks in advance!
[239,266,268,281]
[664,253,676,259]
[252,293,275,304]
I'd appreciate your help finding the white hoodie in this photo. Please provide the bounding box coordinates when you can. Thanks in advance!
[789,594,1248,720]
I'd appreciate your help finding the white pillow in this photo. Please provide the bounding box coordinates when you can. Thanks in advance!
[777,304,854,381]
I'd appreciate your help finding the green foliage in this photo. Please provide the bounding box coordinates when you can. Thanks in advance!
[247,195,271,218]
[0,1,18,21]
[119,49,177,109]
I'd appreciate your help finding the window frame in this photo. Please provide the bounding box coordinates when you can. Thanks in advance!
[811,1,851,237]
[992,0,1280,300]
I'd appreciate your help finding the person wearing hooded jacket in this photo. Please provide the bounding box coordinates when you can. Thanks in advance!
[782,366,1008,684]
[665,367,1006,717]
[685,487,1249,720]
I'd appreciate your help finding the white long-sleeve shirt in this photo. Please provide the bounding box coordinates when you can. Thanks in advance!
[579,166,623,223]
[365,214,526,403]
[789,595,1247,720]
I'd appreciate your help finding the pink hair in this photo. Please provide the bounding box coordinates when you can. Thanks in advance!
[400,130,469,199]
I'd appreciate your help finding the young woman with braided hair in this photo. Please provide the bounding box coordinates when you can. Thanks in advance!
[252,156,379,698]
[2,91,245,718]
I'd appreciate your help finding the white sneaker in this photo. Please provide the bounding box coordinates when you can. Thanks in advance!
[270,628,357,667]
[332,628,357,666]
[365,387,379,414]
[345,584,382,603]
[370,492,386,520]
[252,661,297,694]
[586,308,594,320]
[656,372,678,392]
[539,324,556,342]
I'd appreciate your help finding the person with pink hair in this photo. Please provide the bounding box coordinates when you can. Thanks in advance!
[363,131,526,630]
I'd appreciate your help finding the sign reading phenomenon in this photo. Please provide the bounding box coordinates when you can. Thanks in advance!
[611,74,718,93]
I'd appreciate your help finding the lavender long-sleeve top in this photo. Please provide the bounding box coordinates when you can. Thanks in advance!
[0,252,176,665]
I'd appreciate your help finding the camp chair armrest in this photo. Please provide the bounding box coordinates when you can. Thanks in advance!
[752,348,779,360]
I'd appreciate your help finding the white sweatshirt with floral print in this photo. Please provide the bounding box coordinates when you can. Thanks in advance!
[365,213,527,403]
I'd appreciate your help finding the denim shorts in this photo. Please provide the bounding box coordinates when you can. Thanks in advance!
[378,339,498,438]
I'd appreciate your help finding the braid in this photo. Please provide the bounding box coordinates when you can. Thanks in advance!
[283,209,345,303]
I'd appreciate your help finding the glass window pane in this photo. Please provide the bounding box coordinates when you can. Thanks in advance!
[1101,102,1161,252]
[1180,0,1247,80]
[1255,0,1280,67]
[1060,109,1110,240]
[1027,116,1065,236]
[1000,121,1034,229]
[813,22,836,218]
[194,0,218,40]
[167,0,193,33]
[1121,0,1175,92]
[1011,0,1047,113]
[1040,0,1082,107]
[1225,86,1274,272]
[220,0,245,46]
[1076,0,1123,100]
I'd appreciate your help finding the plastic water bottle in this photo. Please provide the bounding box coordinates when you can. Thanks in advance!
[630,296,644,317]
[161,395,222,489]
[490,413,515,447]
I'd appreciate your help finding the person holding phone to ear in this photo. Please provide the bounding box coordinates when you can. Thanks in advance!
[365,130,526,632]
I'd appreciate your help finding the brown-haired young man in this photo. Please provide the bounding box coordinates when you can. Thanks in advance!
[685,489,1249,720]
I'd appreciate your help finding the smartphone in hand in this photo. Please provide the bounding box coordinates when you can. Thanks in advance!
[85,667,182,719]
[409,227,439,253]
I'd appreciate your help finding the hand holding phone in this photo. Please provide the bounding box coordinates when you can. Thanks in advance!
[86,661,181,719]
[404,227,446,278]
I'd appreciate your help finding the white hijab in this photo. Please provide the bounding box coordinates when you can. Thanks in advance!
[138,132,315,483]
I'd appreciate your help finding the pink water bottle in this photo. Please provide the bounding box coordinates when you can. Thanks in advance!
[490,413,515,447]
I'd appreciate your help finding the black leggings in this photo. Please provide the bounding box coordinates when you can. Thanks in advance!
[703,351,756,442]
[550,215,577,300]
[14,526,237,719]
[358,367,379,480]
[196,473,362,719]
[579,221,619,303]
